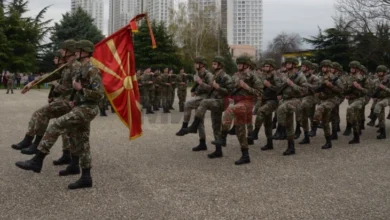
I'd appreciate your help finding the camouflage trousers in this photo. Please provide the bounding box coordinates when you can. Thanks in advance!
[347,97,366,131]
[26,98,71,136]
[277,98,301,138]
[195,99,224,141]
[359,96,371,123]
[143,88,155,109]
[253,97,262,115]
[254,100,278,138]
[222,100,254,150]
[313,98,338,136]
[153,88,161,108]
[170,88,176,108]
[6,82,13,93]
[299,96,317,132]
[161,88,173,110]
[177,89,187,110]
[374,98,390,128]
[184,97,205,139]
[38,105,99,169]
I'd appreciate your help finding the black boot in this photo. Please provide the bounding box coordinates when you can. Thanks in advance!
[21,135,43,155]
[53,150,71,166]
[247,137,254,145]
[227,125,236,135]
[248,127,260,140]
[153,106,159,111]
[330,129,338,140]
[343,123,352,136]
[212,131,227,147]
[283,139,295,156]
[163,107,170,113]
[68,168,93,190]
[15,151,47,173]
[377,127,386,139]
[367,115,378,127]
[208,145,223,159]
[322,136,332,149]
[294,123,302,139]
[100,108,107,116]
[183,117,201,134]
[261,138,273,151]
[272,116,277,129]
[59,156,80,176]
[192,139,207,151]
[360,120,365,130]
[387,111,390,120]
[279,126,287,140]
[175,122,188,136]
[308,123,318,137]
[235,149,250,165]
[146,107,154,114]
[368,110,375,120]
[272,125,282,139]
[11,134,34,150]
[348,132,360,144]
[299,132,310,145]
[337,123,341,132]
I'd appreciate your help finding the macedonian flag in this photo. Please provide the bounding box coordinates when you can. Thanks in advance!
[91,14,155,140]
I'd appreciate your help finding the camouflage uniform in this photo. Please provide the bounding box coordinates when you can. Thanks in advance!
[153,71,162,111]
[328,62,345,139]
[160,71,173,113]
[276,57,308,156]
[372,65,390,139]
[141,71,155,114]
[6,73,15,94]
[176,72,188,112]
[169,72,177,109]
[137,72,144,107]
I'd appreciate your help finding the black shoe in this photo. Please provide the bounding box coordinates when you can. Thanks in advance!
[53,150,71,166]
[294,124,301,139]
[348,132,360,144]
[227,125,236,135]
[175,122,188,136]
[21,135,43,155]
[330,130,338,140]
[260,138,273,151]
[100,108,107,116]
[11,134,34,150]
[192,139,207,151]
[235,149,250,165]
[321,136,332,149]
[272,116,277,129]
[368,110,374,120]
[208,145,223,159]
[343,123,352,136]
[15,151,47,173]
[248,128,260,140]
[367,120,375,127]
[308,123,318,137]
[59,156,80,176]
[360,121,365,130]
[299,132,310,145]
[247,137,254,145]
[377,127,386,139]
[183,117,201,134]
[283,140,295,156]
[68,169,93,190]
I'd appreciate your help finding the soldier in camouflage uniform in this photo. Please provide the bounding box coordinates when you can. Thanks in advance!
[328,62,345,140]
[272,62,288,140]
[176,57,213,151]
[98,95,108,116]
[358,65,371,132]
[276,57,307,156]
[152,68,162,111]
[176,68,188,112]
[160,67,173,113]
[169,69,177,110]
[343,61,369,144]
[12,40,80,157]
[370,65,389,139]
[6,72,15,94]
[367,69,381,127]
[307,60,344,149]
[297,61,320,144]
[248,59,281,151]
[214,56,263,165]
[16,40,105,190]
[141,67,155,114]
[137,70,144,108]
[183,56,234,157]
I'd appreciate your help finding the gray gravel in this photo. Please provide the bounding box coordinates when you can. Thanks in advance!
[1,89,390,220]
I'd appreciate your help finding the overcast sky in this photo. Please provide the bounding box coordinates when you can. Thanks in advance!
[25,0,336,50]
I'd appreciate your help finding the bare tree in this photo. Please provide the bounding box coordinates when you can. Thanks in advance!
[261,32,302,66]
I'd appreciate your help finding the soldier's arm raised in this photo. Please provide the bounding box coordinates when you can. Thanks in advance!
[216,75,234,96]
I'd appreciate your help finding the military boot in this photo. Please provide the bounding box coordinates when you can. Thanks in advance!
[260,138,273,151]
[279,126,287,140]
[348,131,360,144]
[183,117,201,134]
[53,150,71,166]
[175,122,188,136]
[322,136,332,149]
[192,139,207,151]
[248,127,260,140]
[11,134,34,150]
[387,111,390,120]
[337,123,341,132]
[59,156,80,176]
[294,123,302,139]
[299,132,310,145]
[208,144,223,159]
[367,115,377,127]
[272,125,282,140]
[368,110,374,120]
[330,128,338,140]
[15,151,47,173]
[99,108,107,116]
[377,127,386,140]
[68,168,93,190]
[343,123,352,136]
[146,107,154,114]
[247,137,254,145]
[212,131,227,147]
[21,135,43,155]
[234,149,250,165]
[163,107,170,113]
[227,125,236,135]
[308,123,318,137]
[153,106,159,111]
[360,120,365,130]
[170,106,175,110]
[283,138,295,156]
[272,116,277,129]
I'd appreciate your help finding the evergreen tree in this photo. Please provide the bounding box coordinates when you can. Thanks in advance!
[0,0,8,71]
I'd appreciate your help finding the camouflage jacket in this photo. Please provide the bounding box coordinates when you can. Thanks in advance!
[372,75,390,99]
[208,70,234,99]
[6,73,15,83]
[279,70,307,100]
[231,70,263,100]
[302,73,320,96]
[194,70,214,98]
[73,61,105,105]
[153,73,162,90]
[263,71,282,101]
[169,74,177,89]
[176,73,188,90]
[160,73,173,91]
[345,73,369,99]
[316,73,344,100]
[141,73,154,90]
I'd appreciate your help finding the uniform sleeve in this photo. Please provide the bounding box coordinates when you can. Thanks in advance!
[291,74,308,94]
[247,74,264,97]
[216,75,234,96]
[329,79,344,94]
[82,68,105,101]
[268,76,283,92]
[197,72,213,94]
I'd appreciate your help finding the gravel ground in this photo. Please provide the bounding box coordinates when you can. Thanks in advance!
[1,89,390,220]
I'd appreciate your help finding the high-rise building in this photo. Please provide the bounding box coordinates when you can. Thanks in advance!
[225,0,263,58]
[71,0,104,32]
[188,0,221,20]
[143,0,174,27]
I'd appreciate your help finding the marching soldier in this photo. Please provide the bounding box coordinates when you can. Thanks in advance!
[6,72,15,94]
[276,57,307,155]
[160,67,173,113]
[213,56,263,165]
[308,60,344,149]
[169,69,177,110]
[153,68,162,111]
[176,68,188,112]
[328,62,345,139]
[15,40,105,190]
[141,67,155,114]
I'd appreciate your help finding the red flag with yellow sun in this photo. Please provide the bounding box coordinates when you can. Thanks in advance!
[91,14,156,140]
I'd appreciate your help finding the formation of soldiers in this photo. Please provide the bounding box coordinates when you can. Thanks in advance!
[170,55,390,165]
[10,39,105,189]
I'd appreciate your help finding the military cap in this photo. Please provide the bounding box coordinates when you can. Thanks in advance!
[194,56,207,65]
[236,55,252,65]
[263,58,276,68]
[349,61,360,68]
[301,60,312,68]
[284,57,299,65]
[213,56,225,67]
[320,59,332,67]
[75,40,94,53]
[60,39,77,53]
[376,65,388,73]
[359,65,367,73]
